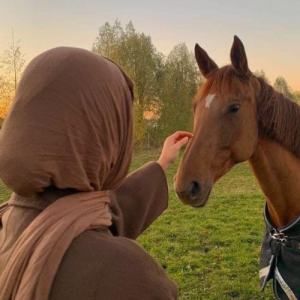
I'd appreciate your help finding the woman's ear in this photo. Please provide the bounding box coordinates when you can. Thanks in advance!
[195,43,219,78]
[230,35,249,76]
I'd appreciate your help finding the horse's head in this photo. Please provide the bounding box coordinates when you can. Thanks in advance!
[175,36,260,207]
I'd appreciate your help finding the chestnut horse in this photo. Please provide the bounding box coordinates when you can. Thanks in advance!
[175,36,300,229]
[175,36,300,299]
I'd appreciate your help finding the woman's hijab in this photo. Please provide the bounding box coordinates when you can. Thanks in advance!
[0,47,133,196]
[0,47,134,300]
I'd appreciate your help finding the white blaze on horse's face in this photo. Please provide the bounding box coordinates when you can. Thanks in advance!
[205,94,215,108]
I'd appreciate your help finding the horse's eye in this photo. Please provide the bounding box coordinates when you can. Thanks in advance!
[229,104,240,113]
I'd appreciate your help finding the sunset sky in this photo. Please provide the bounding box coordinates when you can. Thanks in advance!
[1,0,299,90]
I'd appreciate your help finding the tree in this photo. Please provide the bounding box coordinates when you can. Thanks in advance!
[0,31,25,118]
[154,43,202,143]
[0,75,13,119]
[274,76,295,100]
[118,22,163,108]
[253,69,270,84]
[92,20,164,144]
[1,30,25,91]
[92,20,123,62]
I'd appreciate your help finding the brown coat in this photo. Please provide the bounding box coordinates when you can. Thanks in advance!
[0,162,179,299]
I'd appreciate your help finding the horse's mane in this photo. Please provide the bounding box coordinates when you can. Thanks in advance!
[257,77,300,156]
[195,65,300,156]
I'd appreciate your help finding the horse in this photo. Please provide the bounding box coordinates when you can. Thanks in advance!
[175,36,300,300]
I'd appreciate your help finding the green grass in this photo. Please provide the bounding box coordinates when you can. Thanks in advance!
[132,150,276,300]
[0,150,276,299]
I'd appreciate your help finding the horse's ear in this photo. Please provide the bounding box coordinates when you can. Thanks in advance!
[195,43,218,78]
[230,36,249,76]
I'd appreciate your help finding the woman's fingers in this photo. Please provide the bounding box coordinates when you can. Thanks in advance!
[174,136,189,150]
[168,131,193,143]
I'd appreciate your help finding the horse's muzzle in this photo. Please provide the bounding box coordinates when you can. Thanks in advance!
[175,178,212,208]
[176,180,200,203]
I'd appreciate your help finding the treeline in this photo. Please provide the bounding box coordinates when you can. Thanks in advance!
[92,20,201,147]
[254,69,300,102]
[0,22,300,148]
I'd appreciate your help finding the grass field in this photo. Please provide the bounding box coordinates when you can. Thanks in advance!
[132,150,276,300]
[0,150,276,300]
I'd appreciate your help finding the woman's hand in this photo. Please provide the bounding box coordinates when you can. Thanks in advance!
[157,131,193,171]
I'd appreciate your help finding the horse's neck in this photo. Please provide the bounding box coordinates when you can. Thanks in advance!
[249,137,300,228]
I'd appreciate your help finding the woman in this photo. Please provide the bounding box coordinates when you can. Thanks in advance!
[0,47,192,300]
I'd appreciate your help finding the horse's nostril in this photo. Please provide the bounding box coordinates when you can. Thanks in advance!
[189,181,201,200]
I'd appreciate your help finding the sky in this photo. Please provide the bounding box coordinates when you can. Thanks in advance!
[0,0,299,90]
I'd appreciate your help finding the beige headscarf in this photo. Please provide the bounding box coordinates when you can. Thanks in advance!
[0,47,134,300]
